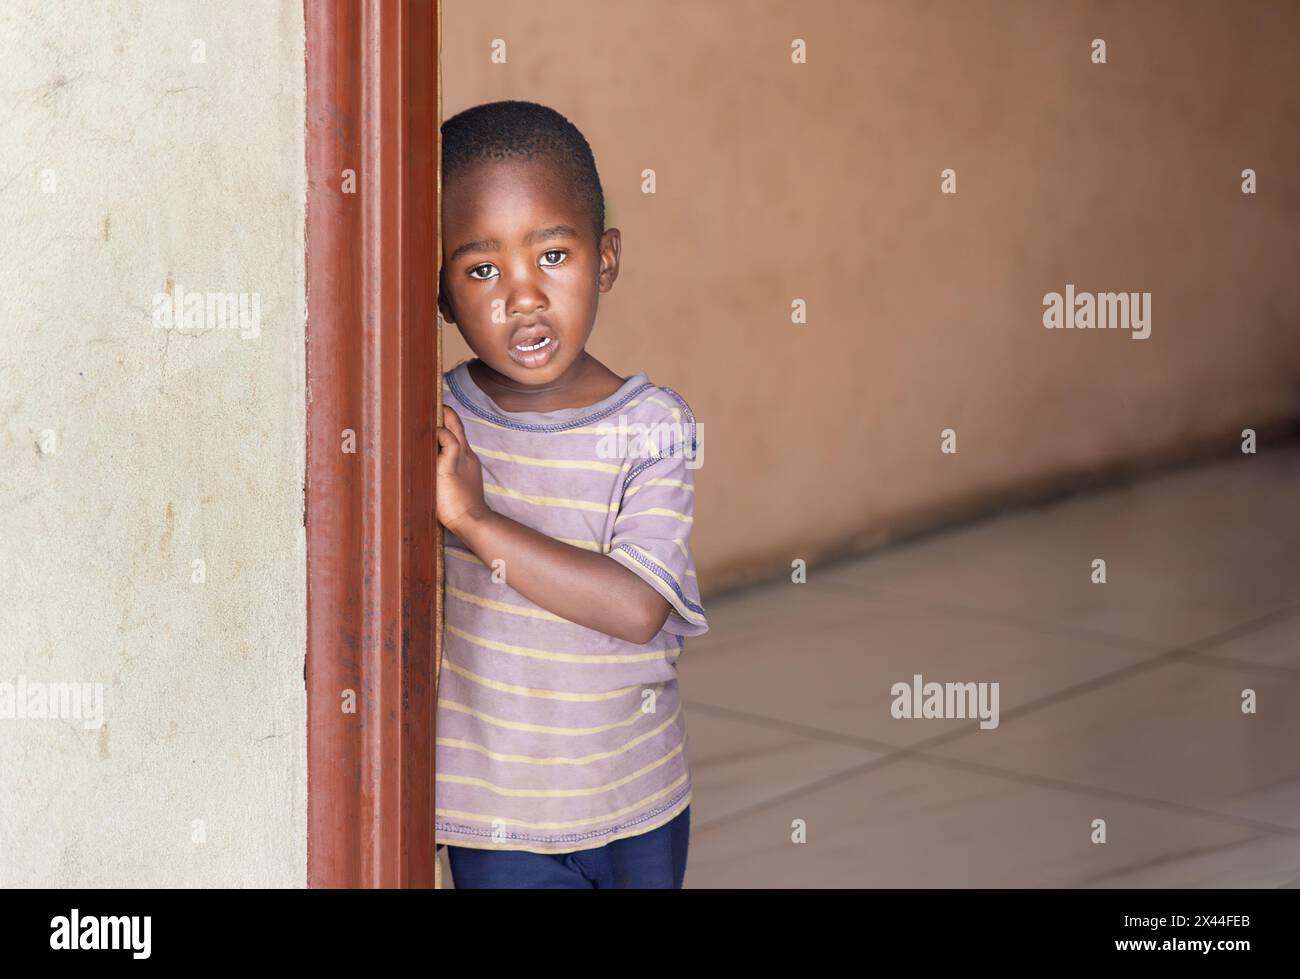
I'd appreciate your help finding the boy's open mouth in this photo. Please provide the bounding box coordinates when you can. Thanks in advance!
[508,326,558,368]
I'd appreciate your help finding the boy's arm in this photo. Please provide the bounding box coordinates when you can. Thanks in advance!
[449,506,672,645]
[436,404,670,645]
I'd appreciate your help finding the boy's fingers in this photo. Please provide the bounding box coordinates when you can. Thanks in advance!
[435,427,460,455]
[442,405,466,438]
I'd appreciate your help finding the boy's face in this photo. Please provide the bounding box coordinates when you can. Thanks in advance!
[438,156,619,387]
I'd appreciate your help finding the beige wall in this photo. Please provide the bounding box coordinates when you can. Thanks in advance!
[0,1,306,886]
[442,0,1300,595]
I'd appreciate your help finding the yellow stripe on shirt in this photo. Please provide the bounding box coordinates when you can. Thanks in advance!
[614,506,693,524]
[446,623,676,664]
[440,656,642,701]
[474,445,624,474]
[435,773,690,831]
[484,483,617,514]
[446,584,573,623]
[435,703,683,765]
[437,742,684,798]
[623,477,694,499]
[436,683,665,735]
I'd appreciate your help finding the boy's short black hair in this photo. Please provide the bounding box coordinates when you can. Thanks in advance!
[441,100,605,245]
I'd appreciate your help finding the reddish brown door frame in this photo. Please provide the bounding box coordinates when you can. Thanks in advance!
[305,0,441,888]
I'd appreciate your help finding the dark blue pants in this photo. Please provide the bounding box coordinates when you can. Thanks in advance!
[447,806,690,889]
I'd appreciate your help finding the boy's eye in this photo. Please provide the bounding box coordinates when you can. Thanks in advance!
[466,251,565,280]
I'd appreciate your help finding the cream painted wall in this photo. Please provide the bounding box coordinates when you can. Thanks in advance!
[0,2,306,886]
[441,0,1300,595]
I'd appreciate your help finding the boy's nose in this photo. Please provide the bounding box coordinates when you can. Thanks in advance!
[505,283,547,319]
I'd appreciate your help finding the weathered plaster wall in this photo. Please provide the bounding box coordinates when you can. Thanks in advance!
[0,1,306,886]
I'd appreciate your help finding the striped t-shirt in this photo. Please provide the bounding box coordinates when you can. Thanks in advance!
[435,358,709,854]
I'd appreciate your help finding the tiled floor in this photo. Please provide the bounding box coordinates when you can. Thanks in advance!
[681,446,1300,887]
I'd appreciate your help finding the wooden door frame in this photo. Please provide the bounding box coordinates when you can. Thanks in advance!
[304,0,442,888]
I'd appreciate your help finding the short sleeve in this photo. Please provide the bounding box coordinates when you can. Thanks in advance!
[607,396,708,639]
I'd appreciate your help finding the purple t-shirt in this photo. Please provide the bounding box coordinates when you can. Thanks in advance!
[435,359,708,853]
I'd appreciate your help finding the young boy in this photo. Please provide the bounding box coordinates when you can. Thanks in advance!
[433,101,708,888]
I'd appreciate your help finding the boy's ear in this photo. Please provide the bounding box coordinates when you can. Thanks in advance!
[597,228,621,293]
[437,291,456,326]
[436,263,455,324]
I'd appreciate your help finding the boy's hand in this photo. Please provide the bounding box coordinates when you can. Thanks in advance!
[436,406,488,535]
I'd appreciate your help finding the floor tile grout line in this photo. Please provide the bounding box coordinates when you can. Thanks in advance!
[938,606,1300,736]
[692,729,1300,844]
[1178,652,1300,681]
[692,580,1167,662]
[687,700,1294,841]
[682,587,1151,663]
[807,580,1300,663]
[808,582,1171,653]
[686,603,900,660]
[694,580,1300,670]
[896,599,1300,740]
[914,753,1300,839]
[685,698,927,755]
[690,599,1300,760]
[688,602,1300,841]
[1074,834,1275,887]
